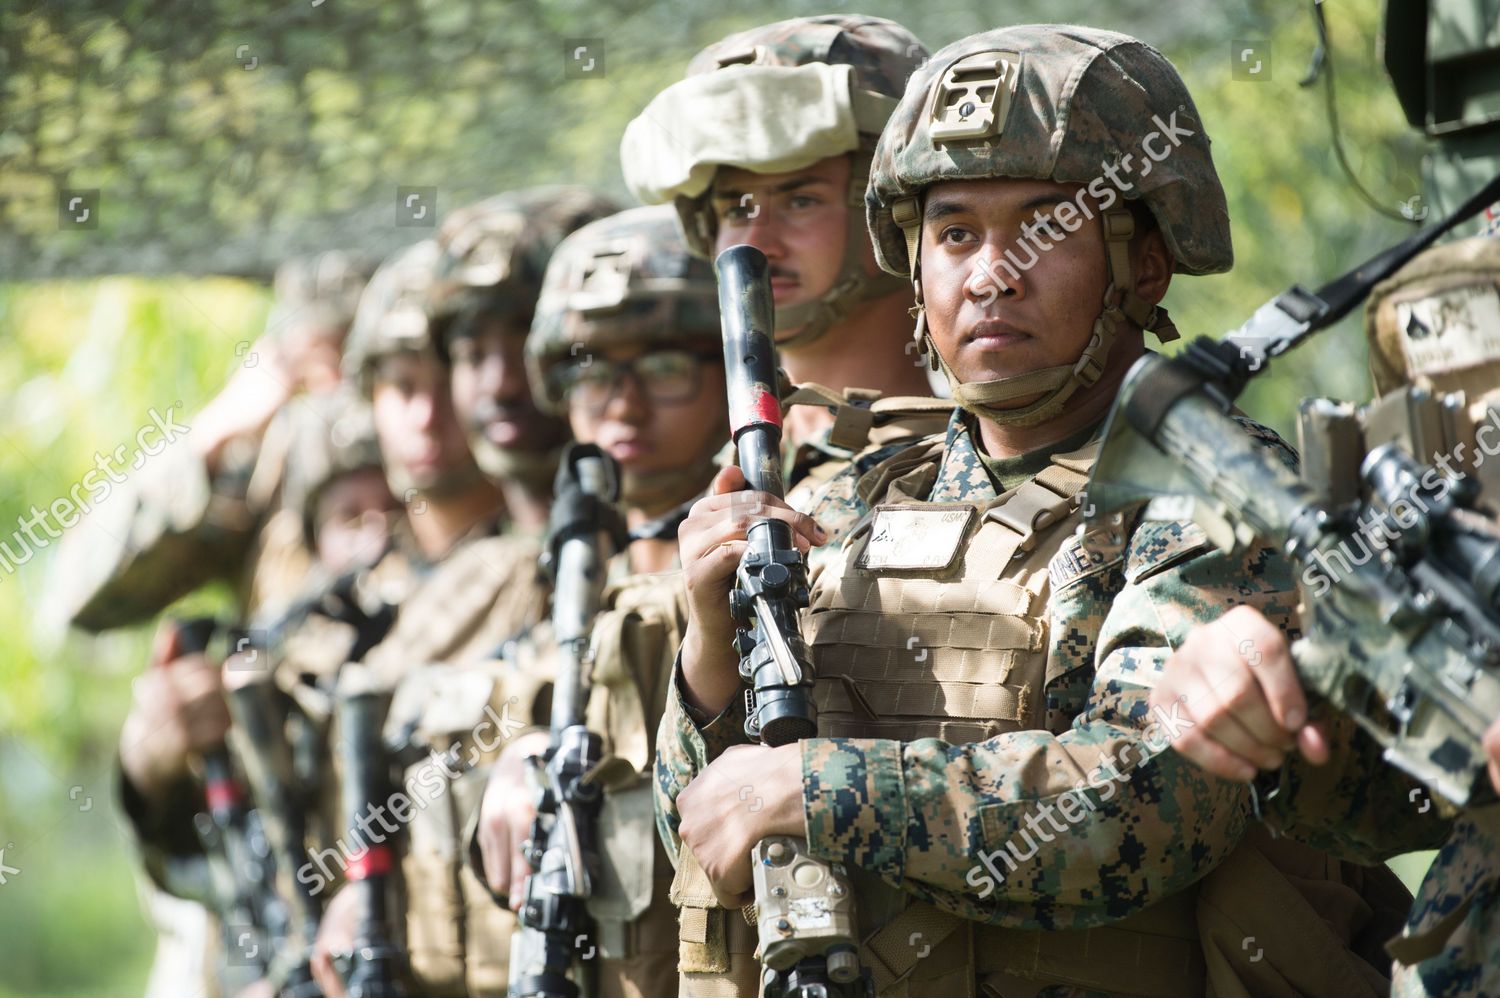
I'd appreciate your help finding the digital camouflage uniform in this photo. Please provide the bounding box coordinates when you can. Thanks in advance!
[1257,235,1500,998]
[657,25,1408,998]
[53,250,374,632]
[349,189,616,997]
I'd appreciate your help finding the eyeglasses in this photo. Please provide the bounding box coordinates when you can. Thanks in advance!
[554,348,720,412]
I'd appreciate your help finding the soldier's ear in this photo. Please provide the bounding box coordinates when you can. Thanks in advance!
[1130,228,1174,308]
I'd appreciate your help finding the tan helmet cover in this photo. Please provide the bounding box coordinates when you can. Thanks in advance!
[620,15,927,348]
[1365,235,1500,398]
[527,204,725,509]
[341,240,443,396]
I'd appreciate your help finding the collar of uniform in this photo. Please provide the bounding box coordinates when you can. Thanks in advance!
[927,410,1104,502]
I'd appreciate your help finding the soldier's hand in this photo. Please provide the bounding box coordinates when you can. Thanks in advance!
[191,334,296,474]
[477,730,548,909]
[119,653,231,801]
[678,743,804,908]
[677,465,826,718]
[310,884,356,998]
[1484,717,1500,796]
[1150,605,1329,782]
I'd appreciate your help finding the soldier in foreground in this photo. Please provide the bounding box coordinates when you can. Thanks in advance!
[1149,234,1500,996]
[621,14,946,512]
[659,24,1406,996]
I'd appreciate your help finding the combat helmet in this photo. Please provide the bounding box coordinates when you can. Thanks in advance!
[621,14,927,348]
[341,240,443,395]
[527,203,725,508]
[1365,236,1500,398]
[279,388,387,549]
[867,24,1232,426]
[427,186,621,348]
[426,188,618,483]
[265,249,377,343]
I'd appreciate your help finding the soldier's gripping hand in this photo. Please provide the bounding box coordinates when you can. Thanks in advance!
[1484,718,1500,796]
[677,742,804,908]
[119,643,231,803]
[677,465,826,719]
[476,729,549,908]
[310,884,356,998]
[1149,605,1331,782]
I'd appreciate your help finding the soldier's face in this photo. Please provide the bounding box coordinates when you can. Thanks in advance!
[918,178,1157,398]
[313,466,399,574]
[710,156,878,342]
[447,315,569,459]
[565,341,726,503]
[370,350,476,495]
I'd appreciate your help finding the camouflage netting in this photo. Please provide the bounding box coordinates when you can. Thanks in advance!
[1,0,1224,282]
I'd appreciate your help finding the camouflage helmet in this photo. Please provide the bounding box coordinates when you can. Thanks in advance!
[1365,235,1500,398]
[866,25,1229,427]
[427,186,621,350]
[341,240,442,395]
[279,389,387,548]
[265,250,377,344]
[526,204,720,413]
[621,15,927,348]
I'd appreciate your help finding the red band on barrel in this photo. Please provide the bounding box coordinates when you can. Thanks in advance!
[731,384,783,435]
[345,845,393,880]
[204,779,241,811]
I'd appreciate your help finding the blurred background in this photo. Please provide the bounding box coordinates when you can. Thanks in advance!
[0,1,1437,993]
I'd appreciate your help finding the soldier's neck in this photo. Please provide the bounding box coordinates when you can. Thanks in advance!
[497,479,552,536]
[627,537,677,575]
[409,482,505,559]
[780,292,932,444]
[975,338,1143,460]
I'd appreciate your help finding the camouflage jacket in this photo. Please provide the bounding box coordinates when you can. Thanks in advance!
[655,409,1303,928]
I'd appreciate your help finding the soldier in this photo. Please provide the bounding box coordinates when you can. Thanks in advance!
[1148,234,1500,996]
[54,249,374,632]
[621,14,947,512]
[472,203,727,998]
[311,188,616,998]
[118,387,404,998]
[659,24,1406,997]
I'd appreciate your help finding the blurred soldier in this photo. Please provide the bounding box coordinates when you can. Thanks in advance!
[659,24,1408,997]
[473,203,728,998]
[622,15,948,512]
[54,249,375,631]
[1150,234,1500,996]
[118,387,404,998]
[311,188,617,998]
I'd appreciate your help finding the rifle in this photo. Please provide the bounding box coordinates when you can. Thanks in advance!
[715,244,864,998]
[1086,173,1500,808]
[509,442,628,998]
[223,664,322,997]
[335,664,407,997]
[168,617,284,986]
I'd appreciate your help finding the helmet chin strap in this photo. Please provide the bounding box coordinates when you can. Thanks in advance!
[468,438,560,491]
[896,200,1179,428]
[621,448,720,514]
